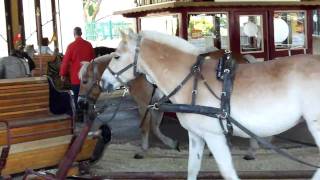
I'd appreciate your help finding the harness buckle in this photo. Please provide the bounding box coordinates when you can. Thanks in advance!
[148,103,159,110]
[221,91,226,96]
[192,66,201,73]
[218,110,228,119]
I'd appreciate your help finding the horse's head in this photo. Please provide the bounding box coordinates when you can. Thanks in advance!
[78,54,115,109]
[101,29,141,91]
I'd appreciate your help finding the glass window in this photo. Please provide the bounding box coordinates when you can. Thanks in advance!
[274,11,306,50]
[313,10,320,36]
[140,15,179,36]
[188,13,229,51]
[0,0,8,56]
[239,15,263,53]
[23,0,37,49]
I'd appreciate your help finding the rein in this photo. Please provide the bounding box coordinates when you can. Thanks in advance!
[107,35,142,86]
[106,34,320,169]
[79,60,102,102]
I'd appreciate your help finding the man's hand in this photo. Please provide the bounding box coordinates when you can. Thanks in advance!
[61,76,66,82]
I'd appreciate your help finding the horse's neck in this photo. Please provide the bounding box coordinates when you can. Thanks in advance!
[139,39,198,103]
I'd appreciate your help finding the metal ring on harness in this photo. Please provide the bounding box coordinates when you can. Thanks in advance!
[148,103,159,110]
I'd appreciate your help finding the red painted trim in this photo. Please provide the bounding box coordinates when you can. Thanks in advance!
[125,5,317,59]
[233,11,269,60]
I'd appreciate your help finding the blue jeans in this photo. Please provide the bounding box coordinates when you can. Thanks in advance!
[72,85,80,109]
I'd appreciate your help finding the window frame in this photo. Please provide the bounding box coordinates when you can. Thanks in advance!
[274,10,308,51]
[187,12,230,50]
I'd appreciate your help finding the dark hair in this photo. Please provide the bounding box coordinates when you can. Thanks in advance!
[74,27,82,36]
[41,37,49,46]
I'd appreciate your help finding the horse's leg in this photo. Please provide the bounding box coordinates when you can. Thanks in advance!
[187,131,205,180]
[304,116,320,180]
[150,110,179,150]
[134,109,151,159]
[243,138,259,160]
[205,133,239,180]
[244,136,273,160]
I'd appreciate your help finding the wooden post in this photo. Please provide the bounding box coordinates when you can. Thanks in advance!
[18,0,25,47]
[4,0,13,54]
[34,0,42,47]
[51,0,59,50]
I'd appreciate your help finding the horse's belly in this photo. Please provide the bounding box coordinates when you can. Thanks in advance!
[231,99,302,138]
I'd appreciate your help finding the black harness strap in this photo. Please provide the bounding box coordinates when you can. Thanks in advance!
[217,51,236,142]
[155,103,320,169]
[107,35,142,87]
[139,85,157,128]
[105,34,319,169]
[155,55,206,107]
[79,60,102,103]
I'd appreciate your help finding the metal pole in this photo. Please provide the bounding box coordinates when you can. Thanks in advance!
[57,0,63,52]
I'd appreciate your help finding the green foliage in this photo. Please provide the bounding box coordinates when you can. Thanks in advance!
[188,16,214,36]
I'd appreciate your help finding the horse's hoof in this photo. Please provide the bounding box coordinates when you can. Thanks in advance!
[243,155,255,161]
[134,153,144,159]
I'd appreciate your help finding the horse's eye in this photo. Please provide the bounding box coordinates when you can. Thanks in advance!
[114,55,120,60]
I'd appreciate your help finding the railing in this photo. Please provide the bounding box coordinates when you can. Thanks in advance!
[135,0,192,6]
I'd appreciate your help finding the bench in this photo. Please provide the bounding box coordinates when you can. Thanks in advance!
[0,77,97,176]
[32,55,56,76]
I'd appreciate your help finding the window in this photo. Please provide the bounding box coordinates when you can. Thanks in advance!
[0,0,8,56]
[274,11,306,50]
[313,10,320,36]
[140,14,179,36]
[188,13,229,51]
[239,15,263,53]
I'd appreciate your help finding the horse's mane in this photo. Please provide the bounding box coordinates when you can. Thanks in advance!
[141,31,200,55]
[79,61,90,81]
[78,54,114,80]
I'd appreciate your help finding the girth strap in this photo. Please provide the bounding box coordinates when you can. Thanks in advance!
[155,103,320,169]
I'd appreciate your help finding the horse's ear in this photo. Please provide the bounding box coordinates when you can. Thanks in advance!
[120,30,127,41]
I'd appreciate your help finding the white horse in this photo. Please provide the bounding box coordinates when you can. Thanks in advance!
[100,30,320,180]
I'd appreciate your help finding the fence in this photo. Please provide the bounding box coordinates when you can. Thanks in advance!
[85,21,134,41]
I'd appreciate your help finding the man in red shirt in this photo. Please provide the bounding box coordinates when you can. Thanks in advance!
[60,27,94,106]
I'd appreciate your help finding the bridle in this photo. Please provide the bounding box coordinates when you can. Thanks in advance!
[79,60,102,103]
[106,34,143,86]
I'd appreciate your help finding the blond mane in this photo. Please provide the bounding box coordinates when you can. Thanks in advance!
[78,61,90,81]
[141,31,200,55]
[78,53,114,80]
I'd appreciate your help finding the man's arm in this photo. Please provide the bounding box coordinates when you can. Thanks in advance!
[60,46,72,81]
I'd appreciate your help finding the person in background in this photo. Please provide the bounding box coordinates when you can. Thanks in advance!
[39,37,54,55]
[59,27,95,107]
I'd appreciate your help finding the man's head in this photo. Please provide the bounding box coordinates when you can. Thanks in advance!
[73,27,82,38]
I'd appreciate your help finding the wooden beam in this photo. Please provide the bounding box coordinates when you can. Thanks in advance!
[1,135,97,176]
[51,0,59,50]
[34,0,42,47]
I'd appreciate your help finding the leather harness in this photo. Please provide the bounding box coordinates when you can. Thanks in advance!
[106,34,320,169]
